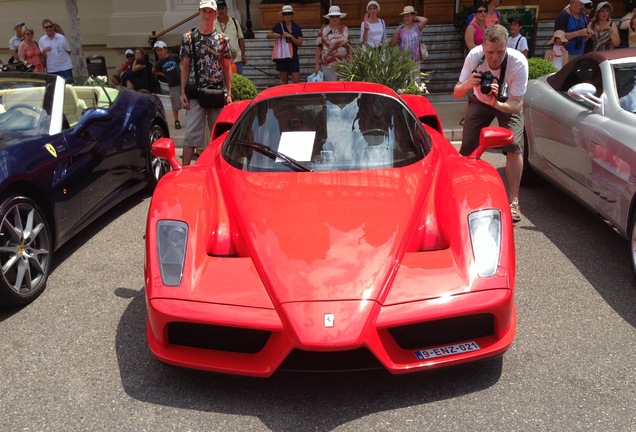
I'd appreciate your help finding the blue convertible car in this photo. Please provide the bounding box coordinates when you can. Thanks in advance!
[0,73,171,306]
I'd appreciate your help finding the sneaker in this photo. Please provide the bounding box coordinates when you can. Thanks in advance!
[510,202,521,223]
[175,120,181,129]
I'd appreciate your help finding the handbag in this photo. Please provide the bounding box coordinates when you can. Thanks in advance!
[188,28,226,109]
[197,85,225,109]
[420,41,429,60]
[272,22,293,62]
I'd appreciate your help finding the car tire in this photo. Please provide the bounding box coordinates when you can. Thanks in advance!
[147,124,171,189]
[629,212,636,280]
[0,195,51,307]
[521,128,539,186]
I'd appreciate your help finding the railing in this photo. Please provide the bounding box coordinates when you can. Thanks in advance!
[147,12,199,48]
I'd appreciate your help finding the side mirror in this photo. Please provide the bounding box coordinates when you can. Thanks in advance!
[568,83,603,113]
[468,126,514,159]
[152,138,182,170]
[71,107,112,136]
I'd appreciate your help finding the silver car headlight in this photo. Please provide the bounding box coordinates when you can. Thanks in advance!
[157,220,188,286]
[468,209,501,277]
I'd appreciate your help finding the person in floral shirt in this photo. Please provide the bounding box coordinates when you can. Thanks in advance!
[179,0,233,165]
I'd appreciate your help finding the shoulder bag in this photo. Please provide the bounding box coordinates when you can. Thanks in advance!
[272,22,293,62]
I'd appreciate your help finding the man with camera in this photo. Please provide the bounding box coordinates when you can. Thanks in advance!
[555,0,593,59]
[454,24,529,223]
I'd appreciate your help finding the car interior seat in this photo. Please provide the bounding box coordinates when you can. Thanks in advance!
[63,84,88,127]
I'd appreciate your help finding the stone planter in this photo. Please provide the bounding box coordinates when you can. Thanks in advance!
[259,3,322,30]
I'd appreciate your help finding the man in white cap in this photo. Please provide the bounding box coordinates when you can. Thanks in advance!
[9,22,25,63]
[554,0,594,59]
[111,49,135,86]
[153,41,183,129]
[214,0,246,74]
[180,0,233,165]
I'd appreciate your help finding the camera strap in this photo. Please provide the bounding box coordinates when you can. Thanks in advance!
[476,52,509,84]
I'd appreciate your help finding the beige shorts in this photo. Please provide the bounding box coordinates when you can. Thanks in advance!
[169,85,182,111]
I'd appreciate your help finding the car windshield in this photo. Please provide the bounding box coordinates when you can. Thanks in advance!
[0,76,51,134]
[222,92,429,172]
[0,75,121,135]
[614,63,636,113]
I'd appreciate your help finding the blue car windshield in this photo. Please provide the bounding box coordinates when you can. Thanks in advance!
[0,78,51,135]
[223,92,429,172]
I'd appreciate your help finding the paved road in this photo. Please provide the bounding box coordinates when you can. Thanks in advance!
[1,152,635,431]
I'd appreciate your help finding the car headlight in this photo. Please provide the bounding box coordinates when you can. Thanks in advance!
[468,209,501,277]
[157,220,188,286]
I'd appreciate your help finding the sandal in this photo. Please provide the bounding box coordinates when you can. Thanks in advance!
[175,120,181,129]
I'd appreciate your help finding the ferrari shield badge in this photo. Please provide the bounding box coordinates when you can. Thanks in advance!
[324,313,334,328]
[45,144,57,158]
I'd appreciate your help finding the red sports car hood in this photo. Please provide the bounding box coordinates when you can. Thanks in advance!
[221,164,430,306]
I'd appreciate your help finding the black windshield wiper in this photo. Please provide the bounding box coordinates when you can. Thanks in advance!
[232,140,312,172]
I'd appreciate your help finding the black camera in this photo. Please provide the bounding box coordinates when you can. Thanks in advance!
[473,70,509,102]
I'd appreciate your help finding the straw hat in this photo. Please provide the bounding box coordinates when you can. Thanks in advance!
[279,5,294,15]
[399,6,417,15]
[367,1,380,12]
[548,30,568,45]
[323,6,347,19]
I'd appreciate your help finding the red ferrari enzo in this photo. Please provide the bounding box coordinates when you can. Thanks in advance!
[145,82,517,377]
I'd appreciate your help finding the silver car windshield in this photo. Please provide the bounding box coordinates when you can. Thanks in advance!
[614,64,636,113]
[223,92,429,172]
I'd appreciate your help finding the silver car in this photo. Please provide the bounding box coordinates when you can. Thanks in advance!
[523,48,636,276]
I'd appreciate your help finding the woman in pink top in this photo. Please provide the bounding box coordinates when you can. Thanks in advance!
[17,25,44,73]
[465,4,488,50]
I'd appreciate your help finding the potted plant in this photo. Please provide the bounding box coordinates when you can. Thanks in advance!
[258,0,323,30]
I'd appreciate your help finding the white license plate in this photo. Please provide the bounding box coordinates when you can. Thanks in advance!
[414,341,480,360]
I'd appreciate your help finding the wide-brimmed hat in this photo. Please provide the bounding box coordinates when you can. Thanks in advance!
[596,1,613,12]
[199,0,217,10]
[548,30,568,45]
[279,5,294,15]
[367,1,380,12]
[153,40,167,49]
[323,6,347,19]
[399,6,417,15]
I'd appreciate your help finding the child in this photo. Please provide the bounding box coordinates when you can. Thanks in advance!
[507,16,528,57]
[152,41,183,129]
[544,30,569,71]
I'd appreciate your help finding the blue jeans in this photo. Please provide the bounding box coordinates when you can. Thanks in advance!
[235,61,243,75]
[50,68,73,79]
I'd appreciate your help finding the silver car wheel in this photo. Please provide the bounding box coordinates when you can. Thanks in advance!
[149,124,171,183]
[0,196,51,305]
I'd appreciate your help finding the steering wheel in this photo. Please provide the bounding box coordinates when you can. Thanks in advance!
[7,103,42,114]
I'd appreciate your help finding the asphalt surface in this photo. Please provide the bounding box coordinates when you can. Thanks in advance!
[1,151,635,431]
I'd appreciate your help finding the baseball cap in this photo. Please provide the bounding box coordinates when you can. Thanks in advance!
[217,0,227,8]
[596,1,613,12]
[153,40,167,49]
[125,49,134,55]
[199,0,217,10]
[13,22,25,29]
[579,0,592,4]
[508,16,522,25]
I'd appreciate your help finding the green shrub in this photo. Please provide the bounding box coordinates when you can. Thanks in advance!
[336,42,431,95]
[231,73,258,101]
[528,57,558,80]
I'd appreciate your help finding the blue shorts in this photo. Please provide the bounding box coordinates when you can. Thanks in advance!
[275,55,300,74]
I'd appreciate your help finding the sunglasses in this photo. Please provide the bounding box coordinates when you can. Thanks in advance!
[282,12,293,16]
[126,54,134,58]
[43,25,53,29]
[476,10,488,14]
